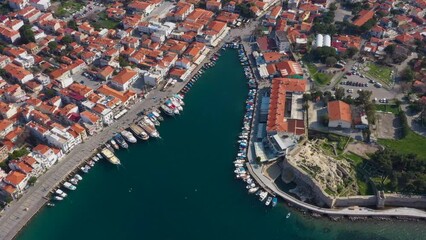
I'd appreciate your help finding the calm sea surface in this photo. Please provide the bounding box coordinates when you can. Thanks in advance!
[17,50,426,240]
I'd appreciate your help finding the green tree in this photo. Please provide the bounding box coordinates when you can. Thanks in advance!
[325,56,337,67]
[358,90,372,105]
[335,87,345,100]
[19,24,35,44]
[61,35,73,45]
[48,41,58,52]
[344,47,358,59]
[67,19,78,30]
[399,67,414,82]
[28,176,37,186]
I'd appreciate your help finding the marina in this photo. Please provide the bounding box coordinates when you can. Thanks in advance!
[11,50,426,240]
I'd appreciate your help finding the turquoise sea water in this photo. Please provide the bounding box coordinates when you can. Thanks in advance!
[18,50,426,240]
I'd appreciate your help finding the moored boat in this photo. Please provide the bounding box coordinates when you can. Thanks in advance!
[63,182,76,190]
[138,120,160,138]
[265,196,272,206]
[129,123,150,140]
[248,187,259,193]
[110,140,119,150]
[55,189,67,198]
[272,197,278,207]
[121,130,137,143]
[53,196,63,201]
[74,174,83,181]
[259,191,268,201]
[101,148,121,165]
[114,133,128,149]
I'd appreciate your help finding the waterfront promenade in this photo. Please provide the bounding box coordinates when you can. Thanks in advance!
[0,39,227,239]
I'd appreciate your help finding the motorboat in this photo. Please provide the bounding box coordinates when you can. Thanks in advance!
[152,110,164,121]
[286,213,291,219]
[110,140,119,150]
[248,187,259,193]
[265,196,273,206]
[101,148,121,165]
[80,166,89,173]
[272,197,278,207]
[70,178,78,185]
[55,189,67,198]
[47,202,55,207]
[63,182,76,190]
[92,156,99,162]
[97,153,103,159]
[246,183,256,189]
[53,196,63,201]
[120,130,137,143]
[74,174,83,181]
[129,124,150,140]
[142,116,155,128]
[114,133,128,149]
[138,120,160,138]
[88,160,95,167]
[105,143,114,152]
[259,191,268,201]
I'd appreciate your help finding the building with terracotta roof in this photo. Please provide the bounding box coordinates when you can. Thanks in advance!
[327,100,352,129]
[2,170,28,197]
[0,120,14,138]
[32,144,58,168]
[111,68,139,91]
[3,63,34,84]
[266,78,306,136]
[167,1,194,21]
[353,10,375,27]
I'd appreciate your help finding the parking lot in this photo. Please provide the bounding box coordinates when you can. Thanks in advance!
[72,71,103,89]
[336,71,396,102]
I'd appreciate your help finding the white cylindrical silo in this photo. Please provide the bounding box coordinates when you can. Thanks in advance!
[316,34,323,48]
[324,35,331,47]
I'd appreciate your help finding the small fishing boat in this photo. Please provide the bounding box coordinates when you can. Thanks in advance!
[248,187,259,193]
[97,153,103,159]
[272,197,278,207]
[55,189,67,198]
[265,196,272,206]
[63,182,76,190]
[80,166,89,173]
[70,178,78,185]
[110,140,119,150]
[88,160,95,167]
[286,212,291,219]
[75,174,83,181]
[53,196,63,201]
[47,202,55,207]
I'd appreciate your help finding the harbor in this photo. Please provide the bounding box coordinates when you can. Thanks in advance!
[16,49,426,240]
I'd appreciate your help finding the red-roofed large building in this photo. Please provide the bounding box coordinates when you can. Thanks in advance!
[111,68,139,91]
[327,100,352,128]
[353,10,375,27]
[266,78,306,136]
[2,170,29,198]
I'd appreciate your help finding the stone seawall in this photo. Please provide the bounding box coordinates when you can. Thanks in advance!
[384,194,426,209]
[282,159,426,209]
[282,158,334,207]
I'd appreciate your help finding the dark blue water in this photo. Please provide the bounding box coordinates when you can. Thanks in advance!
[18,50,426,240]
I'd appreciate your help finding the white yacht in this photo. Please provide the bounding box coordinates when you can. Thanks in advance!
[121,130,137,143]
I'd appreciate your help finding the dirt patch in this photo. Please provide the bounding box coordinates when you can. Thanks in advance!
[346,142,380,159]
[375,112,402,139]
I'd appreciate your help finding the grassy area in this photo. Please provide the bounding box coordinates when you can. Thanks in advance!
[375,104,400,114]
[56,1,83,17]
[306,63,332,85]
[365,62,393,84]
[343,152,375,195]
[91,13,120,30]
[378,130,426,160]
